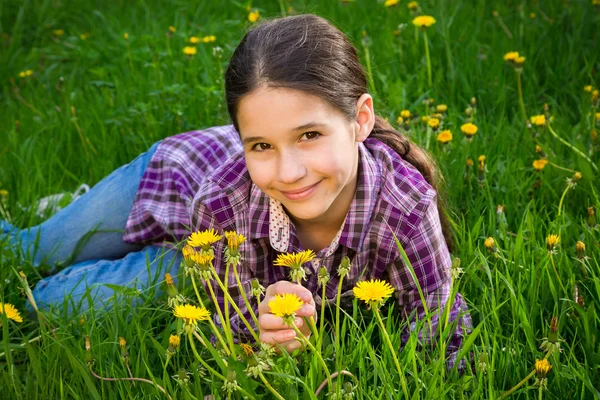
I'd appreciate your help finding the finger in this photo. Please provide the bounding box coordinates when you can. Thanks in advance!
[295,303,316,317]
[259,314,303,330]
[259,329,296,345]
[271,280,313,302]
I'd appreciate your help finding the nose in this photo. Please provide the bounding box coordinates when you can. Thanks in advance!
[277,151,307,185]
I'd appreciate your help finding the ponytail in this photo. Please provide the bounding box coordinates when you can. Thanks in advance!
[370,116,454,253]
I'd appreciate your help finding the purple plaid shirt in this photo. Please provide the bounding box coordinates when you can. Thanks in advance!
[124,125,471,359]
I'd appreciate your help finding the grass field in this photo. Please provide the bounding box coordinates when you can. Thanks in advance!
[1,0,600,398]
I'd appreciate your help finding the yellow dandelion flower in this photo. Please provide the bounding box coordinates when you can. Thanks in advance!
[18,70,33,78]
[532,159,549,171]
[248,9,260,23]
[274,249,316,269]
[79,32,90,40]
[396,116,404,125]
[593,89,599,102]
[412,15,436,28]
[530,114,546,126]
[407,1,419,10]
[191,251,215,266]
[189,36,200,44]
[400,110,411,119]
[119,337,126,347]
[0,189,8,197]
[0,303,23,323]
[123,32,129,40]
[165,273,175,286]
[535,359,551,378]
[546,234,560,250]
[436,104,448,113]
[353,279,395,306]
[187,228,222,248]
[437,130,452,144]
[183,46,197,56]
[428,117,440,130]
[173,304,210,326]
[53,29,64,36]
[461,122,478,137]
[384,0,399,6]
[268,293,304,320]
[503,51,519,61]
[224,231,246,252]
[466,158,474,167]
[202,35,216,43]
[169,334,181,348]
[576,241,585,253]
[484,237,496,250]
[169,26,176,33]
[584,85,593,92]
[515,56,526,65]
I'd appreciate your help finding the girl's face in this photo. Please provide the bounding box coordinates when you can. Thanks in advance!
[237,86,374,228]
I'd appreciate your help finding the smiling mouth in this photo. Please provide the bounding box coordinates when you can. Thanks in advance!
[280,181,321,200]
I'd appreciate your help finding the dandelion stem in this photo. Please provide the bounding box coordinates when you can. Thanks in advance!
[88,365,172,400]
[190,275,230,355]
[549,253,567,296]
[557,184,571,217]
[516,70,527,122]
[424,31,432,87]
[547,124,598,172]
[373,308,410,399]
[224,262,231,339]
[501,369,536,399]
[258,371,285,400]
[188,333,255,399]
[335,274,345,370]
[233,262,259,329]
[278,0,286,16]
[205,279,236,358]
[538,384,543,400]
[317,284,327,354]
[548,161,577,174]
[211,269,260,343]
[290,324,333,389]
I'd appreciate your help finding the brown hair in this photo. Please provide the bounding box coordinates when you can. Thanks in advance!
[224,14,454,251]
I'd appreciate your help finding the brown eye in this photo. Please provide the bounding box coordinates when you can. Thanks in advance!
[303,132,320,140]
[252,143,272,151]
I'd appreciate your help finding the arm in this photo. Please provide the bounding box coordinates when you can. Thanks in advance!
[386,200,472,362]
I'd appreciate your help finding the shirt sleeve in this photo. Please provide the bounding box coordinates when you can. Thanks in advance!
[386,199,472,366]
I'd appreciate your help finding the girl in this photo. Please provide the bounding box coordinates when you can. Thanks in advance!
[3,14,470,360]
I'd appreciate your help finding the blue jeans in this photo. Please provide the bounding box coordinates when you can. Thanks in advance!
[1,141,182,311]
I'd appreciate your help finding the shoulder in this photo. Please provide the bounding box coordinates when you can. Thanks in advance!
[191,151,253,231]
[364,137,437,236]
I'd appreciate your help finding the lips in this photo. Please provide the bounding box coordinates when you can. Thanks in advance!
[280,181,321,200]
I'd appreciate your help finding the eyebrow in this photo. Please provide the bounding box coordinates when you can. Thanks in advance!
[241,122,324,145]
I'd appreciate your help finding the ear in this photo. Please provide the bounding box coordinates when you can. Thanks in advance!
[354,93,375,143]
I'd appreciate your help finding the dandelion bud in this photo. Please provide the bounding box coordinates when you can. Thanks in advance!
[470,97,477,106]
[250,278,266,298]
[317,266,330,287]
[477,352,488,374]
[450,257,463,280]
[338,256,351,278]
[591,129,598,142]
[222,370,238,395]
[167,334,180,356]
[576,241,586,259]
[119,337,129,365]
[84,335,94,366]
[165,273,178,296]
[572,171,582,182]
[177,368,190,385]
[535,145,547,158]
[586,206,597,228]
[466,158,474,167]
[465,107,473,116]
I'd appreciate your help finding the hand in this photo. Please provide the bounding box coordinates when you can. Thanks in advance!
[258,280,316,354]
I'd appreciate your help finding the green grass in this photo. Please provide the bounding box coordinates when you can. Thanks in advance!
[1,0,599,398]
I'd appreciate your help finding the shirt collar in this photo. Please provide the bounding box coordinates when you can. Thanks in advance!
[246,142,381,254]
